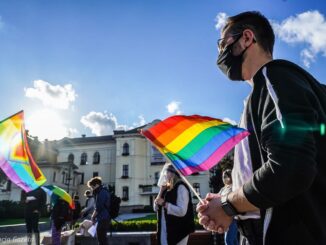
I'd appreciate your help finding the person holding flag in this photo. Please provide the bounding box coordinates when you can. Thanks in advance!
[197,11,326,245]
[154,163,195,245]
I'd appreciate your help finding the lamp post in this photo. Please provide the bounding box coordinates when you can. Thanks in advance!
[65,165,73,194]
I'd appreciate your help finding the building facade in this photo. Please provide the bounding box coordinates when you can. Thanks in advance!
[0,127,211,211]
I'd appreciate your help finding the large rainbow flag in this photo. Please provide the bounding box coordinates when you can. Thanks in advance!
[141,115,249,176]
[0,111,46,192]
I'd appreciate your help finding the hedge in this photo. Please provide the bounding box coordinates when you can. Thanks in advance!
[110,219,204,231]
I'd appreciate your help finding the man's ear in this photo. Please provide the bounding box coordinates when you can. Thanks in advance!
[242,29,255,46]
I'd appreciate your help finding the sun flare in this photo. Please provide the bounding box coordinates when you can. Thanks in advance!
[25,110,68,141]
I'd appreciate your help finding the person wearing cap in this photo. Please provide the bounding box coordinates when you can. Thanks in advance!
[81,190,95,220]
[154,163,195,245]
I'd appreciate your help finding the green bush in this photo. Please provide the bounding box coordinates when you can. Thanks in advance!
[112,220,157,231]
[110,218,204,231]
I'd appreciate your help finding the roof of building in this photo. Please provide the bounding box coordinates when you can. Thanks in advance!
[56,135,115,146]
[113,125,145,135]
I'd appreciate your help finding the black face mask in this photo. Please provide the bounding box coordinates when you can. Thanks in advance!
[217,36,248,81]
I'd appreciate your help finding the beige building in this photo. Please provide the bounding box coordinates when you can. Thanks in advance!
[0,127,211,211]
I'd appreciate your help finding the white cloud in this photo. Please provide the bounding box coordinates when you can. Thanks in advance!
[273,10,326,67]
[67,128,79,138]
[24,80,77,110]
[222,117,237,126]
[215,12,228,31]
[133,115,146,127]
[80,111,127,136]
[166,101,182,115]
[25,109,75,141]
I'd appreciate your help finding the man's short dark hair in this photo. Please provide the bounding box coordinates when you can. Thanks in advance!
[222,11,275,54]
[87,176,102,187]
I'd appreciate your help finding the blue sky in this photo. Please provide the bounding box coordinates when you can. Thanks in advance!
[0,0,326,140]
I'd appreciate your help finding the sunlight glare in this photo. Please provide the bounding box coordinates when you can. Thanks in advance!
[25,110,68,141]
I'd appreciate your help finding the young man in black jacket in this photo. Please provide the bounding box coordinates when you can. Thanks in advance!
[197,11,326,245]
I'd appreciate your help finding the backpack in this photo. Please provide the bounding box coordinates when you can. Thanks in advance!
[104,190,121,219]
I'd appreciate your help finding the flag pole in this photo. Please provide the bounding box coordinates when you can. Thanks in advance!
[172,165,204,204]
[143,136,205,204]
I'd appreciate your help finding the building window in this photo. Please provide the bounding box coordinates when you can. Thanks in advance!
[6,180,11,191]
[193,183,200,199]
[93,152,100,164]
[122,165,129,178]
[80,153,87,165]
[122,186,129,201]
[93,172,99,177]
[154,172,160,184]
[53,172,56,182]
[122,143,129,156]
[150,146,166,165]
[68,153,74,164]
[80,173,84,185]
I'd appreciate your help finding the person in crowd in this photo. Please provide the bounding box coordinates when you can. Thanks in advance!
[24,187,46,245]
[197,11,326,245]
[88,176,111,245]
[81,190,95,220]
[51,196,71,245]
[219,169,238,245]
[154,164,195,245]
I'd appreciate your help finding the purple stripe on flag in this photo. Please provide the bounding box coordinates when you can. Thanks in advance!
[0,159,33,192]
[178,131,250,175]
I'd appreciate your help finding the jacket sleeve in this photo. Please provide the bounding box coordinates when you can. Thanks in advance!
[83,197,95,213]
[96,190,108,213]
[166,185,189,217]
[243,65,319,209]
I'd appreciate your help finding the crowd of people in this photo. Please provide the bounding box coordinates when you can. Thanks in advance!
[24,176,111,245]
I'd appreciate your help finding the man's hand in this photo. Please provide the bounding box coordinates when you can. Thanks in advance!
[197,193,233,233]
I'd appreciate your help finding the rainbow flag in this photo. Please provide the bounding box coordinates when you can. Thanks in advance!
[42,185,75,209]
[0,111,46,192]
[141,115,249,176]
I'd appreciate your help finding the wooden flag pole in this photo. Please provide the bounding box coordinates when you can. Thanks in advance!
[173,166,204,204]
[146,141,205,204]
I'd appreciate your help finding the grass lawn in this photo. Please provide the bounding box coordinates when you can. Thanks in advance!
[0,217,49,226]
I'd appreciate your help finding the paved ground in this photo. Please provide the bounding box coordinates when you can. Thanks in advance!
[0,213,153,244]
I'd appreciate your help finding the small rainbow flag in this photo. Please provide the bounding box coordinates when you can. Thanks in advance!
[141,115,249,176]
[0,111,46,192]
[42,185,75,209]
